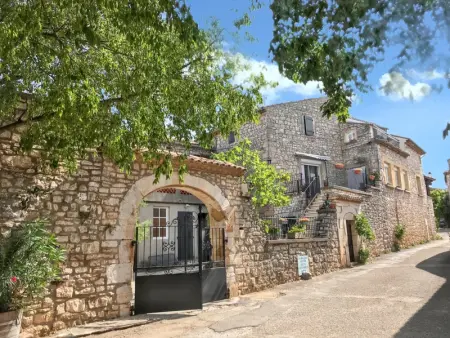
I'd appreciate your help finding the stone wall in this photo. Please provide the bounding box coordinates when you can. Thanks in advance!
[372,142,435,250]
[216,98,347,187]
[324,183,436,257]
[341,123,379,174]
[0,127,344,337]
[227,209,340,294]
[0,128,249,336]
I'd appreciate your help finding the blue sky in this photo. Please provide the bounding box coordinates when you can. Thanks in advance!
[189,1,450,188]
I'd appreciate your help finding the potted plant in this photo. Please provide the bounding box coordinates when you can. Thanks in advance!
[335,163,345,169]
[288,218,308,239]
[0,220,65,338]
[287,224,306,239]
[267,226,281,239]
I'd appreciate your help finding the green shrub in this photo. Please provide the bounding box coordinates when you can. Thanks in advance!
[358,248,370,264]
[394,224,405,241]
[433,234,443,240]
[0,220,65,313]
[288,225,305,234]
[355,213,375,241]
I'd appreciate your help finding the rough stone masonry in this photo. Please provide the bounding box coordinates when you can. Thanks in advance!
[0,126,342,337]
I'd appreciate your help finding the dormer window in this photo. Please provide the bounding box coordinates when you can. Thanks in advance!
[228,132,235,144]
[304,116,314,136]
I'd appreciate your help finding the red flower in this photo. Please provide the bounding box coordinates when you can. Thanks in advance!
[10,276,17,283]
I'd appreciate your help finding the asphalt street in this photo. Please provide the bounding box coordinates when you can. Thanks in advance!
[93,234,450,338]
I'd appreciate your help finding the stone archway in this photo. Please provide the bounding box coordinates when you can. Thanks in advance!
[109,172,233,241]
[105,172,234,316]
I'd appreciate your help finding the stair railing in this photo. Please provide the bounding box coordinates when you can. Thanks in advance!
[301,176,321,216]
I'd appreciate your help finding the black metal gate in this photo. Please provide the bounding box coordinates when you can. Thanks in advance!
[133,211,226,314]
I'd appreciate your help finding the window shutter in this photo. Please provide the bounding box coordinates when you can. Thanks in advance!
[228,132,235,144]
[304,116,314,136]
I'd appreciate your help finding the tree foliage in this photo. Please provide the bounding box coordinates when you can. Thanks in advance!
[0,0,266,177]
[212,139,291,208]
[430,189,450,227]
[268,0,450,132]
[0,220,65,312]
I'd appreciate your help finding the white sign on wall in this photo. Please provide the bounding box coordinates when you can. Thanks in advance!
[298,255,310,275]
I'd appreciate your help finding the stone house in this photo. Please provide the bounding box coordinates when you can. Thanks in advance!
[216,98,436,265]
[0,98,436,337]
[0,124,340,337]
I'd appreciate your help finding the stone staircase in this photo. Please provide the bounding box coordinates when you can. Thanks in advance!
[302,192,326,219]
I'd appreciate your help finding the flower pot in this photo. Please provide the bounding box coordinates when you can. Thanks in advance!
[0,310,22,338]
[288,232,306,239]
[335,163,345,169]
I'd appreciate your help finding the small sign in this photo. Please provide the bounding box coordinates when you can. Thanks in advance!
[298,255,310,275]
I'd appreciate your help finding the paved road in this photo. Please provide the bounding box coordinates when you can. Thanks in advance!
[95,235,450,338]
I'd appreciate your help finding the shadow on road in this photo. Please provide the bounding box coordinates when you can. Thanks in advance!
[395,250,450,337]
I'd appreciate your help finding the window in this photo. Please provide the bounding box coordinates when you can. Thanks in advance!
[393,166,401,188]
[152,207,168,238]
[304,116,314,136]
[402,170,409,190]
[416,176,423,196]
[345,130,357,143]
[384,162,392,185]
[228,132,235,144]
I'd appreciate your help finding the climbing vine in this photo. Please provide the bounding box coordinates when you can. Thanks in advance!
[355,213,375,241]
[213,139,291,208]
[355,213,375,264]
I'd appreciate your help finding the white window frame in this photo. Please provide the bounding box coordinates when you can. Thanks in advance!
[384,162,392,185]
[152,206,169,239]
[345,130,357,143]
[402,170,410,190]
[393,166,401,188]
[416,176,423,196]
[301,160,323,186]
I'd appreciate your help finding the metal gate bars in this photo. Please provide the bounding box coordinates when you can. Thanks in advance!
[133,211,226,314]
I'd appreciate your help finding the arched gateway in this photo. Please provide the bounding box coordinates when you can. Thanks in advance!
[110,172,237,314]
[97,155,245,318]
[0,129,248,336]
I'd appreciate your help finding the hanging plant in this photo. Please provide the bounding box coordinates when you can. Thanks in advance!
[354,168,362,175]
[335,163,345,169]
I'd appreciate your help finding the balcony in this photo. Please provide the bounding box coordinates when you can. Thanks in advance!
[373,127,400,148]
[261,216,325,240]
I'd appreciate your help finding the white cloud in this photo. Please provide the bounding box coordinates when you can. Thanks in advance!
[407,69,447,81]
[230,55,323,104]
[378,72,431,101]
